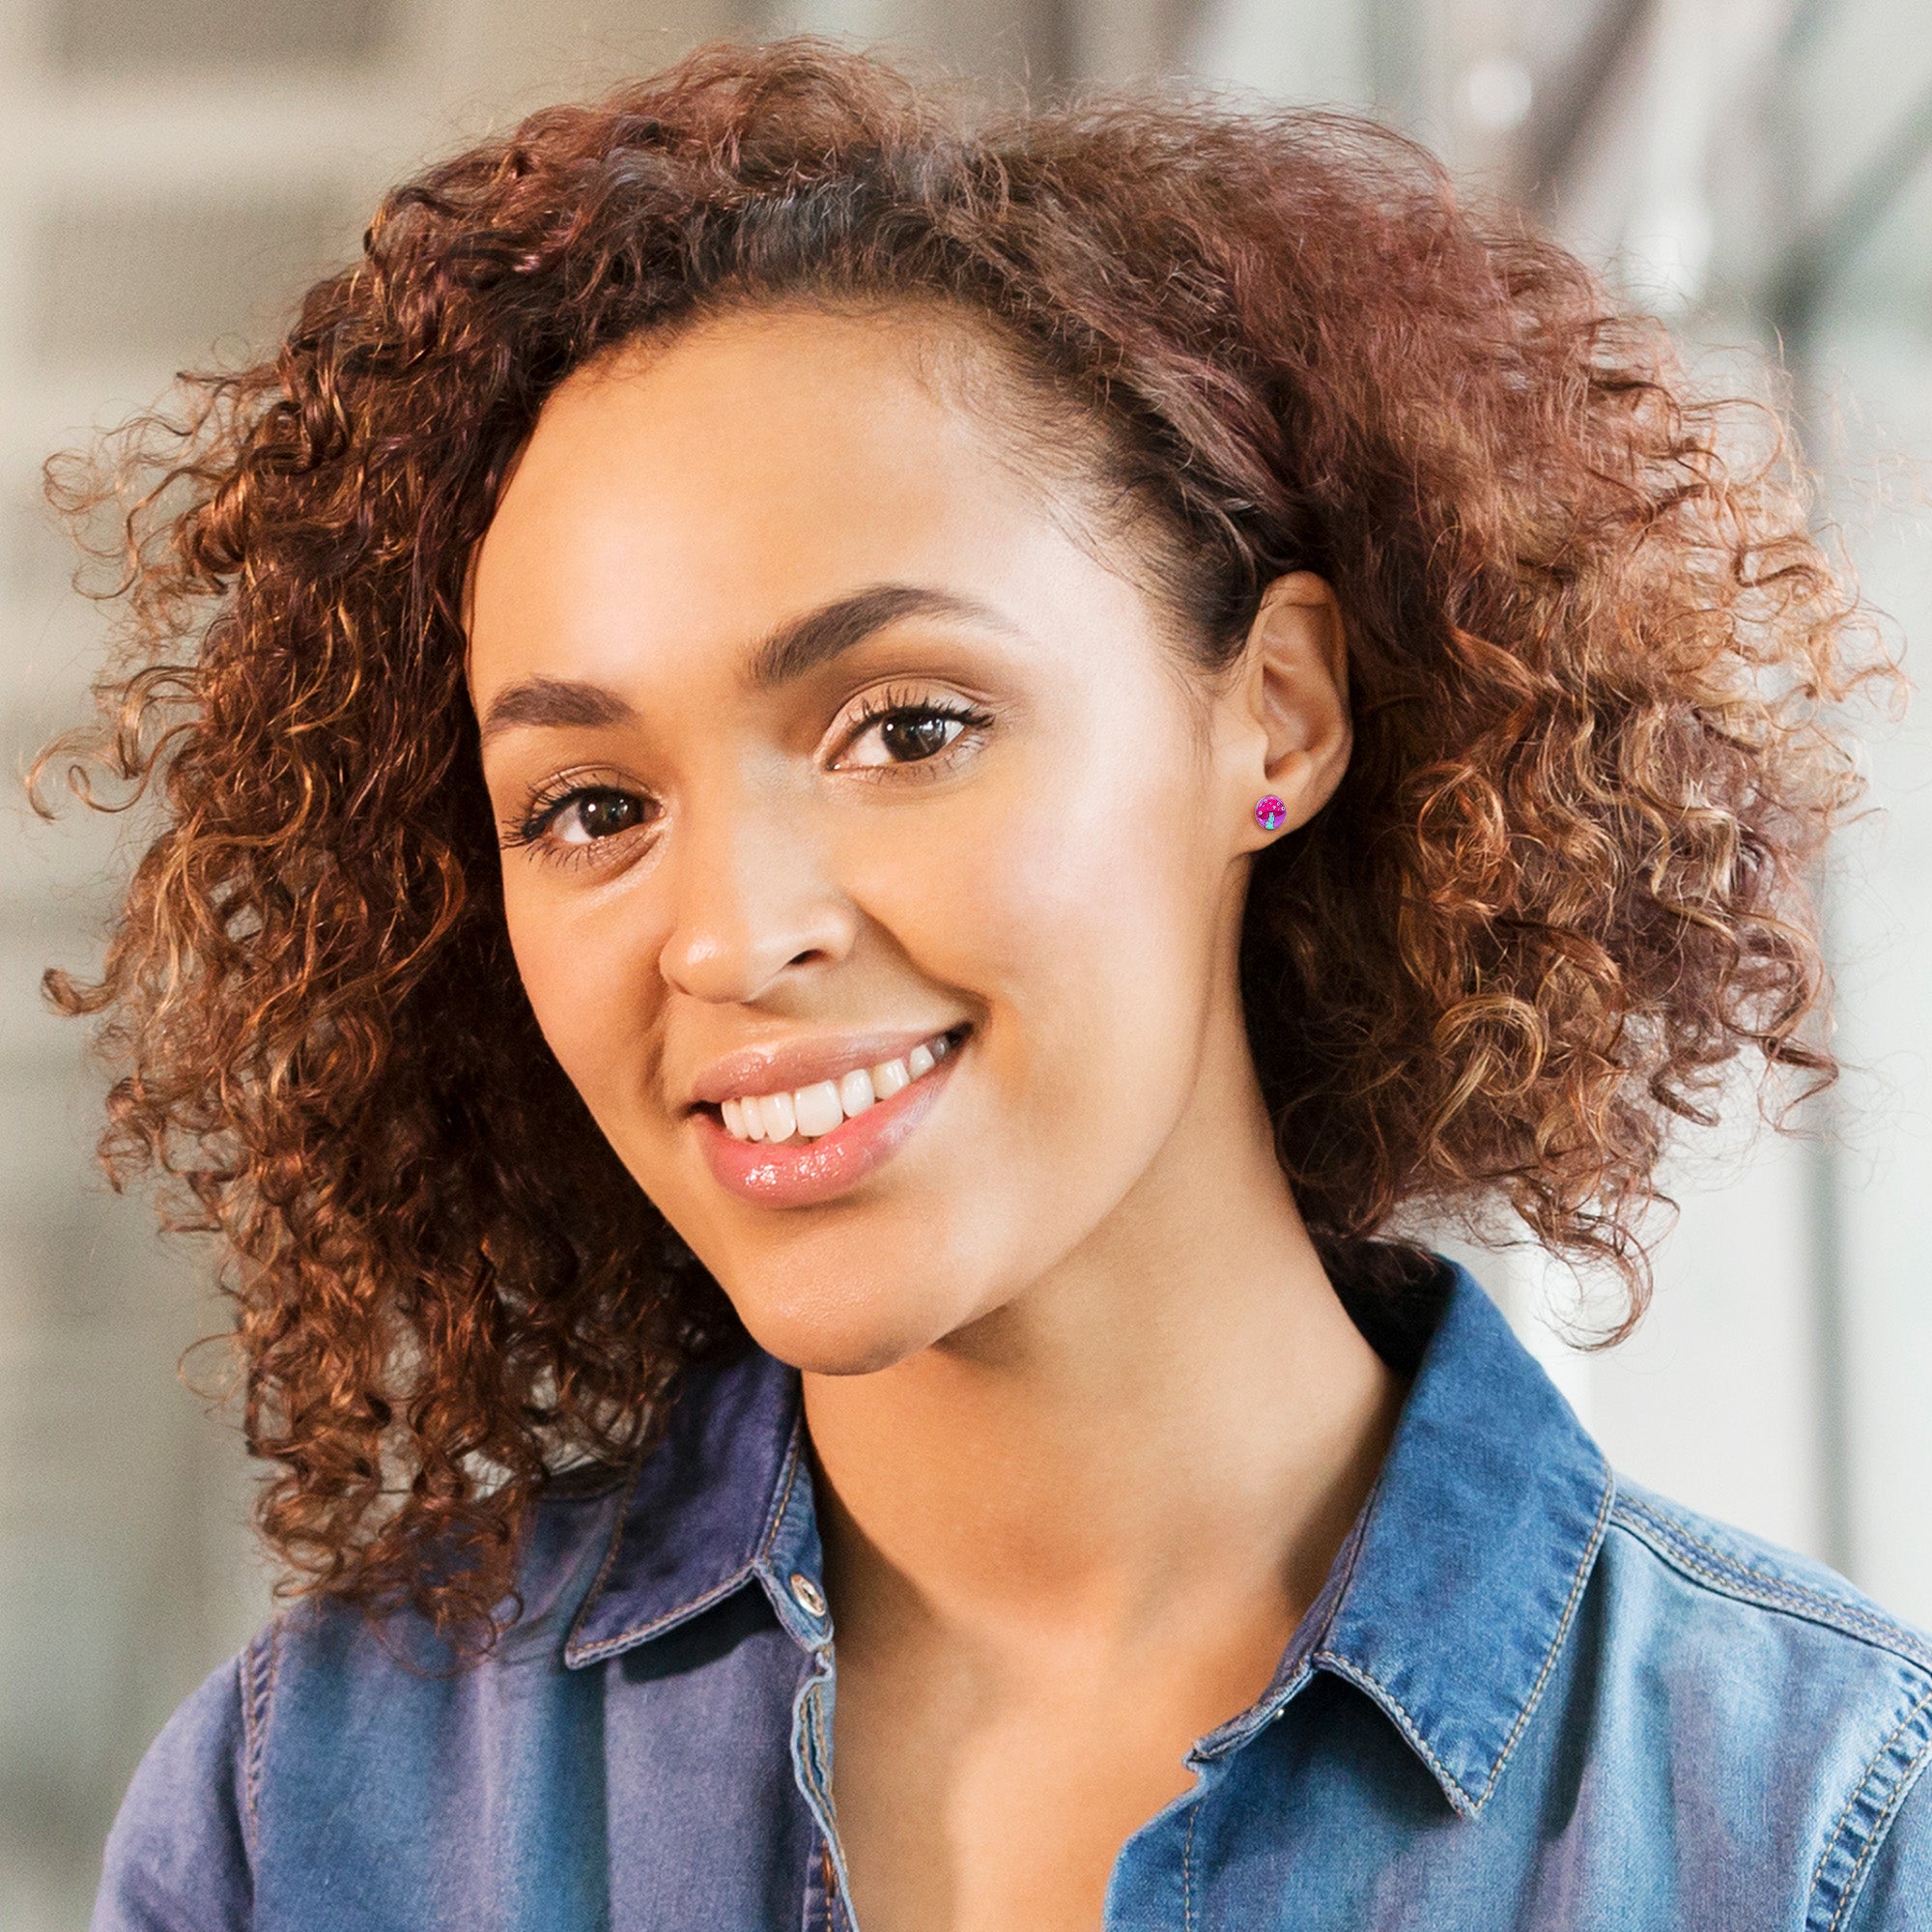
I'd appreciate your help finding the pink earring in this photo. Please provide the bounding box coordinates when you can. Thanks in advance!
[1254,794,1287,832]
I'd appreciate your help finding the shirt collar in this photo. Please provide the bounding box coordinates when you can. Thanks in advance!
[564,1344,824,1666]
[563,1261,1613,1821]
[1279,1263,1613,1816]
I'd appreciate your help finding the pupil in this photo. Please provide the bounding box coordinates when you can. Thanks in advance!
[579,792,639,837]
[882,713,952,761]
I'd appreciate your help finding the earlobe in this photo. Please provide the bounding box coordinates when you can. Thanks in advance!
[1242,572,1352,841]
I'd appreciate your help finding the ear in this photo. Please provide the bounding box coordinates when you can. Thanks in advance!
[1232,571,1352,847]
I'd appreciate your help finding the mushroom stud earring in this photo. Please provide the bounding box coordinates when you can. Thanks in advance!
[1254,794,1287,832]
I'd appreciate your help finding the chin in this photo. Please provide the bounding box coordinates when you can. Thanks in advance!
[721,1258,974,1378]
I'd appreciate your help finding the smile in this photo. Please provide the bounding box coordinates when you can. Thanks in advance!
[695,1025,970,1208]
[718,1029,954,1145]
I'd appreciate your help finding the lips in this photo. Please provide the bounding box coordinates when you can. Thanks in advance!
[693,1026,968,1208]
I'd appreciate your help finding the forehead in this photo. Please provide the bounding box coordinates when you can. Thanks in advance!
[467,307,1100,701]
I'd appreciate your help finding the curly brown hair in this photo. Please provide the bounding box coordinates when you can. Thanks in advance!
[38,38,1878,1639]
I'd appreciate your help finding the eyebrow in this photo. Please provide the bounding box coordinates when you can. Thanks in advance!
[477,582,1009,745]
[477,674,634,743]
[745,582,1009,690]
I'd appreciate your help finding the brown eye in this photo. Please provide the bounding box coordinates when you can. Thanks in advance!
[834,690,993,774]
[555,789,647,844]
[844,707,971,768]
[879,712,962,762]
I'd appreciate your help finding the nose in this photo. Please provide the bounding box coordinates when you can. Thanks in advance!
[657,788,860,1005]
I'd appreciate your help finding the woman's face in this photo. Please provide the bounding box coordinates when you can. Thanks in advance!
[469,308,1338,1374]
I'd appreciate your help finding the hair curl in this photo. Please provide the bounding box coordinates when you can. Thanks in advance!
[37,38,1880,1638]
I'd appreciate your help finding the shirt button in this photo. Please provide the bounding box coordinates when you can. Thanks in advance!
[788,1571,828,1620]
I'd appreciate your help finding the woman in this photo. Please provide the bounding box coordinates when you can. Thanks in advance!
[59,38,1927,1932]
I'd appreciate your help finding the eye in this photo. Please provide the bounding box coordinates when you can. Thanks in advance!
[551,789,648,844]
[864,710,964,764]
[837,693,992,771]
[503,777,658,862]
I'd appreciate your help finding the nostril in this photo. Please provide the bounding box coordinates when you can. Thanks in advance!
[665,818,863,980]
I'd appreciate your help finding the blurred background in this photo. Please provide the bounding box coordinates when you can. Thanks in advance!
[1,0,1929,1922]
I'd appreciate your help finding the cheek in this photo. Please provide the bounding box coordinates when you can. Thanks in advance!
[500,869,664,1128]
[852,717,1224,1166]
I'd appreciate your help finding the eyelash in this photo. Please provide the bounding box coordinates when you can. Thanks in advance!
[500,770,650,864]
[836,686,995,774]
[499,691,995,866]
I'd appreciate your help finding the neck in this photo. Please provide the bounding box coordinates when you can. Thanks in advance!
[802,1020,1405,1658]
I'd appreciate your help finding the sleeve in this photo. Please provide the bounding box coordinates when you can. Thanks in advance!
[90,1651,255,1932]
[1842,1746,1932,1931]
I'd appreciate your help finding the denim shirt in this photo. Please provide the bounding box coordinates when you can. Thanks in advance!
[93,1264,1932,1930]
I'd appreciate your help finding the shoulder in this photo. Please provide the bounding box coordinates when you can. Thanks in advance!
[93,1651,254,1932]
[261,1465,634,1685]
[1595,1479,1932,1929]
[1606,1482,1932,1674]
[1601,1479,1932,1699]
[230,1472,632,1795]
[94,1472,632,1932]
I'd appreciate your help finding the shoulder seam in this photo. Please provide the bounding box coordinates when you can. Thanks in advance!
[1810,1687,1932,1931]
[239,1619,281,1861]
[1610,1495,1932,1671]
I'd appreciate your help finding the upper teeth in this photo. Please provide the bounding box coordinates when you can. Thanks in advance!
[720,1033,952,1144]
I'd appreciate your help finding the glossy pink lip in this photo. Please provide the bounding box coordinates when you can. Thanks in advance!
[686,1025,959,1111]
[695,1035,965,1208]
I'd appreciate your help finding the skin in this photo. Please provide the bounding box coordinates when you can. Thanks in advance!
[469,306,1403,1932]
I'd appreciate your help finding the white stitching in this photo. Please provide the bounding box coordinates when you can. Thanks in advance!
[1478,1472,1615,1804]
[1811,1689,1932,1932]
[238,1639,258,1846]
[562,1462,647,1661]
[760,1412,807,1563]
[1615,1497,1932,1666]
[1825,1768,1917,1932]
[1314,1651,1480,1815]
[1315,1467,1614,1815]
[1181,1797,1200,1932]
[567,1397,810,1663]
[569,1568,761,1662]
[1811,1693,1922,1903]
[240,1618,279,1859]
